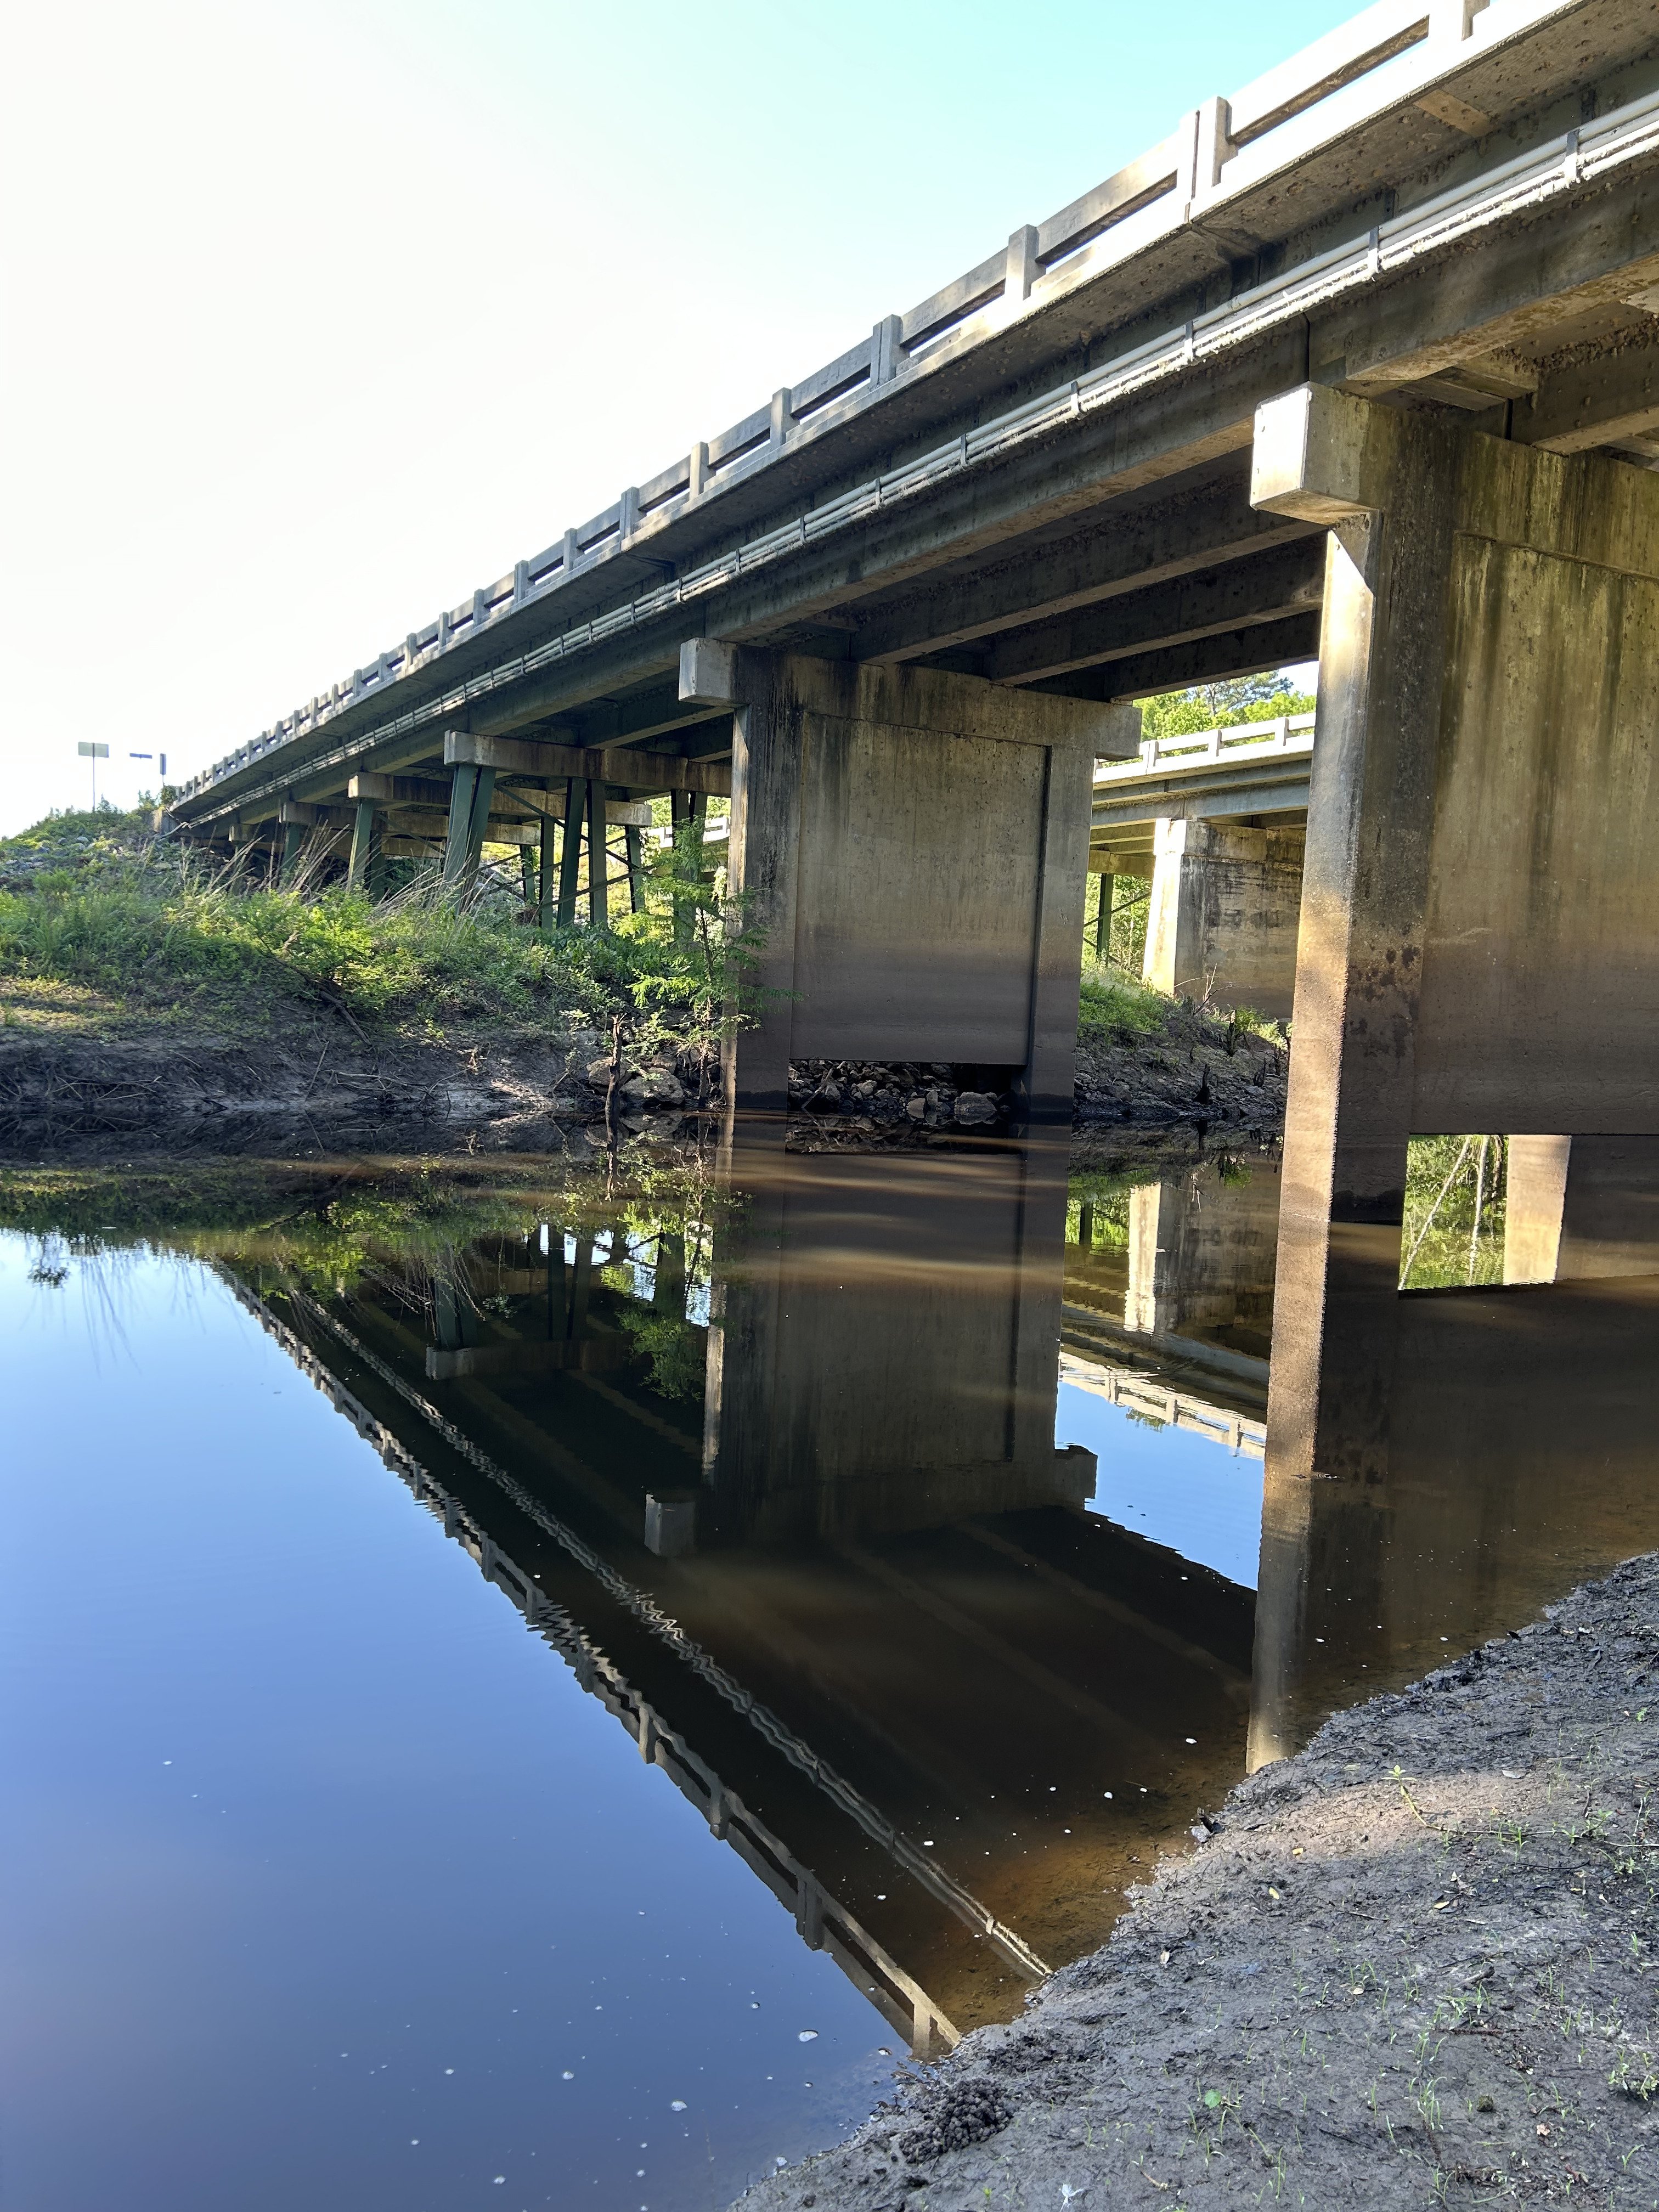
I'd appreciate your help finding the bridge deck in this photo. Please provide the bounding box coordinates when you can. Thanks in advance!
[167,0,1659,855]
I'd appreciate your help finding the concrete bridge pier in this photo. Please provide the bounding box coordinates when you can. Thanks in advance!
[1250,385,1659,1493]
[1140,817,1305,1019]
[677,641,1133,1127]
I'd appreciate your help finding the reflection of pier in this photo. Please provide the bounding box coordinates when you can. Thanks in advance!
[206,1138,1255,2045]
[223,1268,971,2057]
[1062,1158,1278,1446]
[1250,1267,1659,1769]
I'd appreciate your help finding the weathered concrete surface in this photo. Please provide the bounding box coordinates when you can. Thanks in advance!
[1506,1134,1659,1283]
[1124,1158,1280,1346]
[736,1551,1659,2212]
[680,645,1126,1125]
[1253,387,1659,1487]
[700,1137,1091,1542]
[1141,816,1304,1017]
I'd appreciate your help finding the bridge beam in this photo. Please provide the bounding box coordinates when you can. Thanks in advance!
[1252,384,1659,1492]
[679,641,1132,1125]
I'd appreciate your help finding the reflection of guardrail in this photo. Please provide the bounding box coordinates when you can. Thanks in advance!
[1059,1346,1266,1459]
[1093,714,1316,790]
[172,5,1655,808]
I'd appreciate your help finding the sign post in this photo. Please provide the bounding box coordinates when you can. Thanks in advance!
[77,742,110,808]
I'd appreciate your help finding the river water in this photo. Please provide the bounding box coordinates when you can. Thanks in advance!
[2,1130,1655,2211]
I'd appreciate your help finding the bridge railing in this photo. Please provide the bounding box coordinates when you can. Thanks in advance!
[181,0,1536,802]
[1093,713,1317,786]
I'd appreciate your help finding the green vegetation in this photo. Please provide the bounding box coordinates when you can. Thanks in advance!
[1076,961,1169,1042]
[0,802,755,1052]
[1137,669,1317,741]
[1400,1133,1508,1288]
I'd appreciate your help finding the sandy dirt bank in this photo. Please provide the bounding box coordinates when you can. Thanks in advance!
[738,1555,1659,2210]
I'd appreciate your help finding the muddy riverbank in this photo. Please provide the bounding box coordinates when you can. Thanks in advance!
[0,997,1286,1161]
[740,1555,1659,2210]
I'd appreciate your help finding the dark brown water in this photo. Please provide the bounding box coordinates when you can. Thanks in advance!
[3,1128,1655,2211]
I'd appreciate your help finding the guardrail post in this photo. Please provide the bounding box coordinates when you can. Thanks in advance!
[1190,96,1235,202]
[563,527,579,574]
[689,442,709,498]
[1430,0,1487,38]
[871,314,902,385]
[471,589,489,631]
[1006,224,1039,305]
[619,486,640,541]
[770,388,791,447]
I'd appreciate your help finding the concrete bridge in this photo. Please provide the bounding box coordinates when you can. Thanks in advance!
[168,2,1659,1605]
[168,0,1658,1135]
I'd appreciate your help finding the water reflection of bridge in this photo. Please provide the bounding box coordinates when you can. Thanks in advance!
[212,1142,1256,2052]
[204,1125,1659,2057]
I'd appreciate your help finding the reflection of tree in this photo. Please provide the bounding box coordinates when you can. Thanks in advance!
[618,1307,704,1400]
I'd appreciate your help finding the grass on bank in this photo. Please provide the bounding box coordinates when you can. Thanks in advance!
[0,802,748,1046]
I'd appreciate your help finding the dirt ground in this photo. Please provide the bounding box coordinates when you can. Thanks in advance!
[738,1555,1659,2210]
[0,989,1287,1161]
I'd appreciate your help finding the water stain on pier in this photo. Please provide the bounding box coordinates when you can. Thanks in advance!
[3,1128,1656,2210]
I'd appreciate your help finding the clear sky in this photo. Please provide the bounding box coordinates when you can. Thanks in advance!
[2,0,1359,832]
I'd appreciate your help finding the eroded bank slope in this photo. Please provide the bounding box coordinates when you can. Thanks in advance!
[740,1558,1659,2210]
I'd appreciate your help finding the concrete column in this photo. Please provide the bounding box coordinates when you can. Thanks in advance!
[1251,385,1659,1489]
[676,642,1129,1123]
[278,821,306,885]
[537,811,558,929]
[346,799,377,892]
[1502,1135,1573,1284]
[586,780,608,927]
[1505,1135,1659,1283]
[625,823,645,915]
[1141,817,1304,1018]
[557,777,586,924]
[442,765,496,889]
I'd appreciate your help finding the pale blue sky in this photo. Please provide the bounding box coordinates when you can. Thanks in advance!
[2,1,1357,828]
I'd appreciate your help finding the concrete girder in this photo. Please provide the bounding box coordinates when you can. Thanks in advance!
[1330,161,1659,397]
[444,730,733,797]
[1043,613,1323,703]
[847,471,1313,666]
[1518,325,1659,455]
[983,536,1326,685]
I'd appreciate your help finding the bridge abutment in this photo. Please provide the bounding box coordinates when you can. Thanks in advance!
[1251,382,1659,1489]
